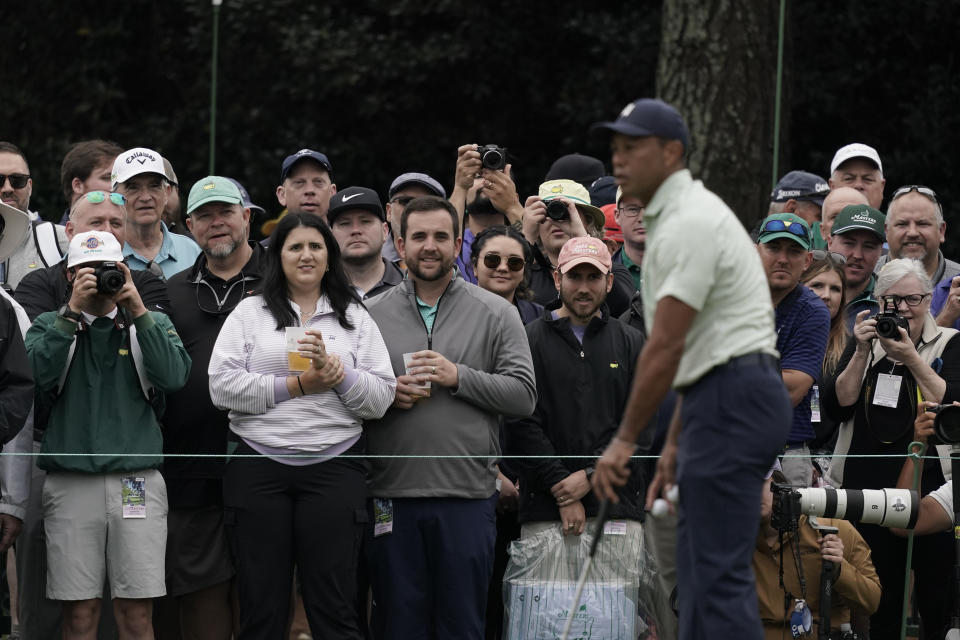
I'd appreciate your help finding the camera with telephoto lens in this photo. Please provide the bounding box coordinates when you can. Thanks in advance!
[927,404,960,444]
[544,199,570,222]
[93,262,126,295]
[875,296,910,340]
[771,482,918,530]
[476,144,507,170]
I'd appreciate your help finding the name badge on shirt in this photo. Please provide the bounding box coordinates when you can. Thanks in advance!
[789,599,812,637]
[121,476,146,519]
[873,373,902,408]
[373,498,393,537]
[810,384,821,423]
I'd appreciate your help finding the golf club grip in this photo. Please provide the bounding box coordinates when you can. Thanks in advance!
[588,499,611,557]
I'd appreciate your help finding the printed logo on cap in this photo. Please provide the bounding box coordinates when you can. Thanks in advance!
[203,182,216,190]
[125,150,157,166]
[296,149,312,156]
[550,184,564,194]
[571,240,600,255]
[85,236,101,249]
[851,213,878,224]
[815,182,829,192]
[619,102,636,118]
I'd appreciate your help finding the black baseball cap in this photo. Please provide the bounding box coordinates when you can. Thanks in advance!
[590,98,689,150]
[327,186,384,224]
[544,154,605,188]
[280,149,333,183]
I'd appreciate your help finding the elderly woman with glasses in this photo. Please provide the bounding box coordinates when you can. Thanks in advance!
[822,257,960,639]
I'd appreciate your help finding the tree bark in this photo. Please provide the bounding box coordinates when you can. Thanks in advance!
[656,0,782,229]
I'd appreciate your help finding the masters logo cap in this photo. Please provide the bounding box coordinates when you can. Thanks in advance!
[538,179,606,234]
[111,147,169,190]
[186,176,243,216]
[557,236,612,274]
[831,204,886,240]
[67,231,124,268]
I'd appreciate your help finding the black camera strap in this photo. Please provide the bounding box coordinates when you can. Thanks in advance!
[777,527,808,635]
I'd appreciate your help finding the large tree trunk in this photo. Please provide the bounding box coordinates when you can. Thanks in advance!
[656,0,783,229]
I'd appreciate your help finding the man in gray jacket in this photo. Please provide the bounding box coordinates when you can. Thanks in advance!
[365,195,536,640]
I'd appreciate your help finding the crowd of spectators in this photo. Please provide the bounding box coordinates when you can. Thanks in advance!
[0,95,957,640]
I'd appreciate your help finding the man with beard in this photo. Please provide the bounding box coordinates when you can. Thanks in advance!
[365,196,536,640]
[826,204,885,328]
[451,144,524,283]
[157,176,266,639]
[505,236,647,546]
[328,186,402,299]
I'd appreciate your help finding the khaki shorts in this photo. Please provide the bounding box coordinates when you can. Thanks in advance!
[42,469,168,600]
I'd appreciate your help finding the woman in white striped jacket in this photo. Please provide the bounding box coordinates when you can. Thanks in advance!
[209,213,395,639]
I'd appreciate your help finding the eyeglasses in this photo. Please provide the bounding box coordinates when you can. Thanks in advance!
[810,249,846,265]
[0,173,30,190]
[482,253,525,272]
[761,218,809,238]
[83,191,126,206]
[390,196,415,207]
[617,205,645,218]
[883,293,930,308]
[121,180,167,195]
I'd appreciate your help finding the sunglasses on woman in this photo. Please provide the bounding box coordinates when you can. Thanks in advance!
[810,249,846,265]
[482,253,525,272]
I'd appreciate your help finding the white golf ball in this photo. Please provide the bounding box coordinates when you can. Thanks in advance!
[651,499,669,518]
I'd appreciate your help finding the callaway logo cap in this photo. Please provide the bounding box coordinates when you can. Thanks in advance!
[327,186,385,224]
[830,143,882,175]
[590,98,689,150]
[771,170,830,206]
[280,149,332,183]
[831,204,886,240]
[67,231,124,268]
[111,147,169,190]
[557,236,612,274]
[186,176,243,216]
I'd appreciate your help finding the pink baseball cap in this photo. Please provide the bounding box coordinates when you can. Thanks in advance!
[557,236,612,274]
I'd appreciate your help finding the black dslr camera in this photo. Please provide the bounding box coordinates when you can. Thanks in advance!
[927,403,960,444]
[545,199,570,222]
[770,482,801,533]
[476,144,507,171]
[875,296,909,340]
[93,262,126,295]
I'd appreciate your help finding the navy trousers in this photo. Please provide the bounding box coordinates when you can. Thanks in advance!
[676,355,790,640]
[367,494,498,640]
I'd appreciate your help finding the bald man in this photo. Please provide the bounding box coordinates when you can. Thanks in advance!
[812,187,869,249]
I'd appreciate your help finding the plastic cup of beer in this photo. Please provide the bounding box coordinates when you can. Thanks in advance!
[403,352,431,395]
[286,327,311,372]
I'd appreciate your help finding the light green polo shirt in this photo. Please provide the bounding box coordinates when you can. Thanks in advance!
[641,169,778,388]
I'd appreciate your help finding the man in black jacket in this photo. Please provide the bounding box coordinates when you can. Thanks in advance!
[158,176,264,639]
[505,236,649,537]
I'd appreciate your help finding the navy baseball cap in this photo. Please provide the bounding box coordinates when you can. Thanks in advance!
[388,172,446,199]
[327,186,385,224]
[591,98,689,150]
[771,170,830,206]
[280,149,333,183]
[226,177,265,215]
[544,154,605,188]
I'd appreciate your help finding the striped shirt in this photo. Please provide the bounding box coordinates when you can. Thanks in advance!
[208,295,396,452]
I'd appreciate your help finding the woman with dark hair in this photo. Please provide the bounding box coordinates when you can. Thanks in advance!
[471,225,543,325]
[209,213,395,639]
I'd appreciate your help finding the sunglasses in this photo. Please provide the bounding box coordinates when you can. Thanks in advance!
[810,249,846,265]
[892,185,938,203]
[0,173,30,190]
[83,191,126,206]
[761,218,809,238]
[482,253,525,272]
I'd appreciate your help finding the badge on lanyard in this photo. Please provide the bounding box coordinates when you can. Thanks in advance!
[790,599,812,637]
[121,476,146,519]
[373,498,393,537]
[810,385,821,423]
[872,373,902,408]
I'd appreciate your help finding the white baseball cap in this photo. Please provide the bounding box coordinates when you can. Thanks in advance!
[830,143,882,175]
[67,231,124,268]
[111,147,169,190]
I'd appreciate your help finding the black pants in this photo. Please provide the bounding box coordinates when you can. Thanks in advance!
[223,443,367,639]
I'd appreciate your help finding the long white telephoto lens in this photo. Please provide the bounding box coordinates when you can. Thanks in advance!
[796,488,918,529]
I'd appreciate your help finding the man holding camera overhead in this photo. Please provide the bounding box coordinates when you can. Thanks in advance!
[25,230,190,639]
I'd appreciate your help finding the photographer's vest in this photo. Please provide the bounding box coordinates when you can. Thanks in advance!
[828,315,956,487]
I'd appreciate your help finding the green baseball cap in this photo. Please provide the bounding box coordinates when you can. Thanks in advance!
[757,213,812,250]
[186,175,243,216]
[831,204,885,240]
